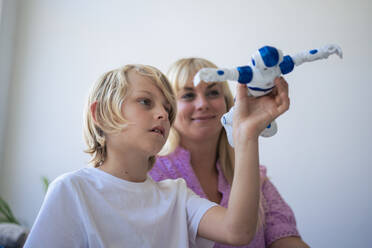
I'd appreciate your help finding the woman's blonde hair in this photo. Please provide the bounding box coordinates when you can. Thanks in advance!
[160,58,235,184]
[83,64,176,169]
[161,58,266,228]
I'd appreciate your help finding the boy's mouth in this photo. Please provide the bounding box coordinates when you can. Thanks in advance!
[150,126,165,137]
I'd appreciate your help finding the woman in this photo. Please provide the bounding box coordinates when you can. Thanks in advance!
[150,58,309,248]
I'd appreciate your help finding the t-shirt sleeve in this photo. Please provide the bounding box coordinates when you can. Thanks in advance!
[24,176,86,248]
[185,186,217,248]
[262,176,301,246]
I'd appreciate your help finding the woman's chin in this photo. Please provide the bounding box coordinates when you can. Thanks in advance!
[189,129,222,141]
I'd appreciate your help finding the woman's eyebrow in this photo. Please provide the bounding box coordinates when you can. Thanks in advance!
[183,83,217,91]
[206,83,217,89]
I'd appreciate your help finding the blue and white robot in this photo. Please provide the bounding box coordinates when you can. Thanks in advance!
[193,44,343,147]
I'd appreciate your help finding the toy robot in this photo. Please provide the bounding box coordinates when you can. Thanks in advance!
[193,44,343,147]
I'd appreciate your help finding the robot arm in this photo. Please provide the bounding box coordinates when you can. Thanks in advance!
[193,68,239,86]
[290,44,343,67]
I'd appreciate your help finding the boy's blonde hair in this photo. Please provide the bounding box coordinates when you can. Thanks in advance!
[161,58,266,228]
[83,64,176,168]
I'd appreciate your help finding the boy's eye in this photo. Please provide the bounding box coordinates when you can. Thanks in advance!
[138,98,152,106]
[180,92,195,100]
[164,105,171,114]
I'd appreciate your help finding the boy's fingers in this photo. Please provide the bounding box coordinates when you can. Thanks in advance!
[273,77,290,113]
[277,97,290,114]
[275,77,289,95]
[235,83,248,102]
[275,77,289,100]
[275,94,283,106]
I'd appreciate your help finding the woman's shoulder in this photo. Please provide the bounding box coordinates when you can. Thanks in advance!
[258,166,289,203]
[259,165,268,180]
[150,147,191,181]
[158,146,190,164]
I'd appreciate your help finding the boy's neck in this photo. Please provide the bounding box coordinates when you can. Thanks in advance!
[99,147,149,182]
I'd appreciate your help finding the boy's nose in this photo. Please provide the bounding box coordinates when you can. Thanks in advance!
[156,107,168,120]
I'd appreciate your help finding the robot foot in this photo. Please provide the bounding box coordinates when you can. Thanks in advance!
[260,121,278,137]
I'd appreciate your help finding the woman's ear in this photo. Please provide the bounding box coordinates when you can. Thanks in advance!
[90,101,98,123]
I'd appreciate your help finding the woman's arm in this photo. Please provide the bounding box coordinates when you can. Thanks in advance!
[198,77,290,245]
[262,177,310,247]
[198,138,261,245]
[269,236,310,248]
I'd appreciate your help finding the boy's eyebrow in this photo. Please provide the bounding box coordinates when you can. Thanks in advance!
[138,90,170,106]
[183,83,217,91]
[137,90,152,95]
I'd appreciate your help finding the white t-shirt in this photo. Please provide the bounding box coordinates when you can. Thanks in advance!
[24,167,217,248]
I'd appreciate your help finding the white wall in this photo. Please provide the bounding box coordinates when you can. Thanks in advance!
[0,0,18,172]
[1,0,371,247]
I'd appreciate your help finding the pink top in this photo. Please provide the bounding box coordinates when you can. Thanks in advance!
[149,146,300,247]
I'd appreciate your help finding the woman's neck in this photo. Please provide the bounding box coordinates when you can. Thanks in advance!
[180,135,219,173]
[180,135,222,204]
[99,146,149,182]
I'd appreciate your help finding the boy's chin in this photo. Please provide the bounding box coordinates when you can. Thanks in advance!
[141,138,166,156]
[146,146,163,157]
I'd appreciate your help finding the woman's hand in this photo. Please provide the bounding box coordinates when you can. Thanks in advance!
[233,77,290,143]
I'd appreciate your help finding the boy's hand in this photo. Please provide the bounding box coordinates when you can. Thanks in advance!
[233,77,290,143]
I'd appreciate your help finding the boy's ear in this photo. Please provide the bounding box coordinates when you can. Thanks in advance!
[90,101,98,123]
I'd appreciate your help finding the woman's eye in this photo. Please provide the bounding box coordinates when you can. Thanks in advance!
[207,90,220,97]
[181,92,195,100]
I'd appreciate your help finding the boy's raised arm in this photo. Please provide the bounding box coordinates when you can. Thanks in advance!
[197,77,290,245]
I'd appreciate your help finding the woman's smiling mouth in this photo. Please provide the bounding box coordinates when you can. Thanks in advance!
[191,115,216,121]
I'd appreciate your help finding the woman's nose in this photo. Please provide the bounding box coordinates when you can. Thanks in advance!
[195,95,209,110]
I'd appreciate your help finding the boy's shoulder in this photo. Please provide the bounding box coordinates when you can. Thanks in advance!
[48,168,94,191]
[53,167,90,182]
[152,177,189,194]
[154,177,186,186]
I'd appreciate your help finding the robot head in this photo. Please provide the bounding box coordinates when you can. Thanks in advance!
[251,46,283,71]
